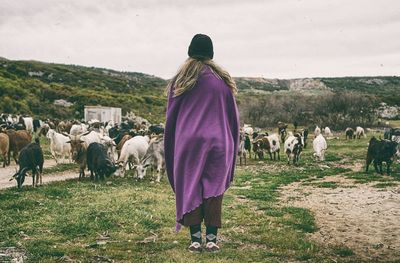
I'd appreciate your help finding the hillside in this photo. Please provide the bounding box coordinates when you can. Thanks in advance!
[0,57,399,123]
[0,57,168,122]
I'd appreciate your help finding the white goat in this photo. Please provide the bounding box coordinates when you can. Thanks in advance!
[80,131,102,148]
[313,134,327,161]
[323,127,332,137]
[267,133,280,160]
[115,135,150,177]
[238,136,247,165]
[284,134,304,165]
[23,117,34,133]
[70,123,87,136]
[46,129,71,163]
[355,126,366,139]
[136,137,165,182]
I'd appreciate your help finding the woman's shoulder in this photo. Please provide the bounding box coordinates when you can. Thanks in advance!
[200,65,216,78]
[198,66,229,91]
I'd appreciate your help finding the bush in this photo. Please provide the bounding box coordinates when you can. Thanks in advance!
[240,92,378,129]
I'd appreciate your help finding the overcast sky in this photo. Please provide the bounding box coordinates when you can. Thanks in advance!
[1,0,399,79]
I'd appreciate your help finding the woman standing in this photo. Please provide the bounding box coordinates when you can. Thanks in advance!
[164,34,240,253]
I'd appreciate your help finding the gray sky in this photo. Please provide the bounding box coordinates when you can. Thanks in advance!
[1,0,399,79]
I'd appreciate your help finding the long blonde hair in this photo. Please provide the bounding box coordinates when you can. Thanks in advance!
[165,58,238,97]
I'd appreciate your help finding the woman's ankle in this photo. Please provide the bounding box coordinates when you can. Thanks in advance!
[205,225,218,244]
[189,224,202,244]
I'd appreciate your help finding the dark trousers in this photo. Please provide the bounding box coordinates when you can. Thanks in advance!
[180,195,223,228]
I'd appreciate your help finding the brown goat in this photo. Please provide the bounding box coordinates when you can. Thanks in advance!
[278,122,288,143]
[0,133,10,167]
[66,136,87,179]
[6,130,32,164]
[56,121,72,133]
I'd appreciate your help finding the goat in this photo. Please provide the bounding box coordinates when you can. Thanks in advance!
[11,139,44,188]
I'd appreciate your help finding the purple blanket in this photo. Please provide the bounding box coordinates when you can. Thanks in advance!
[164,66,240,231]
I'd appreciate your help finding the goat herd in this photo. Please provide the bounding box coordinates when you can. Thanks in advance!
[1,114,400,189]
[0,114,165,188]
[238,122,400,174]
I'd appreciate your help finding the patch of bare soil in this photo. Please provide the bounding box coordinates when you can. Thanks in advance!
[334,158,364,172]
[0,247,26,262]
[279,175,400,261]
[0,160,78,189]
[236,162,291,174]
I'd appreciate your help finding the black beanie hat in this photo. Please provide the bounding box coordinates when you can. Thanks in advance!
[188,34,214,60]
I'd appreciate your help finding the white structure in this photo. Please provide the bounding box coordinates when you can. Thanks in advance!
[84,106,121,124]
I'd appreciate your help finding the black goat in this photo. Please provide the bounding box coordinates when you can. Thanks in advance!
[366,137,398,175]
[87,142,116,180]
[11,138,44,188]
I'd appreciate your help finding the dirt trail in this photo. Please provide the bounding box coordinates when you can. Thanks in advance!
[279,175,400,261]
[0,160,78,189]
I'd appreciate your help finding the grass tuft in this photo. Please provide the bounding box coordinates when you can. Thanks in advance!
[333,246,355,257]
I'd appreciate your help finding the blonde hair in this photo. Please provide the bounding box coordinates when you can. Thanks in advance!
[165,58,237,97]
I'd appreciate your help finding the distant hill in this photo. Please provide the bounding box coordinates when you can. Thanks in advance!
[235,76,400,105]
[0,57,399,122]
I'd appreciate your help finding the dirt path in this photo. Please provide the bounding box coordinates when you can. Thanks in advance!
[0,160,78,189]
[279,175,400,261]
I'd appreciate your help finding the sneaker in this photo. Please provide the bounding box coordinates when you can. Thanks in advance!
[204,242,220,253]
[188,241,202,253]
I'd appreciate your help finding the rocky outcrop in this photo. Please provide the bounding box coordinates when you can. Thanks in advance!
[377,103,399,119]
[54,99,73,108]
[288,78,331,92]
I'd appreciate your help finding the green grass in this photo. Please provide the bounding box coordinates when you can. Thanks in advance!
[43,163,78,174]
[0,172,327,262]
[333,246,355,257]
[1,132,399,262]
[303,181,339,189]
[345,171,400,184]
[373,182,398,188]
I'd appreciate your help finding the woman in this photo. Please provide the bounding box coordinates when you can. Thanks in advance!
[164,34,240,253]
